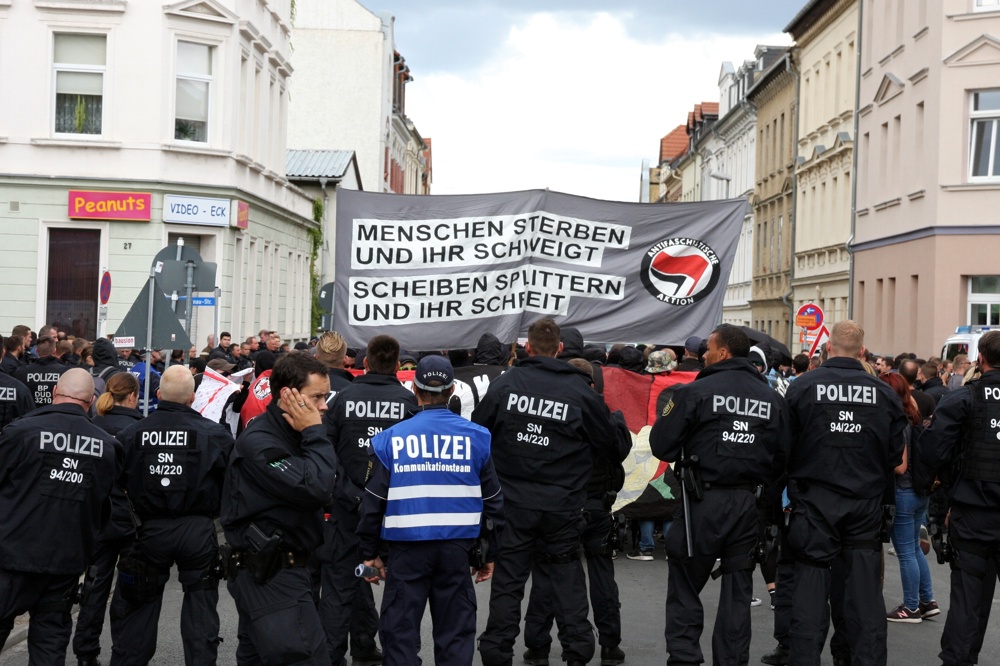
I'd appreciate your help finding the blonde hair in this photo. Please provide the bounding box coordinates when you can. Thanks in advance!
[829,320,865,359]
[96,372,140,416]
[315,331,347,367]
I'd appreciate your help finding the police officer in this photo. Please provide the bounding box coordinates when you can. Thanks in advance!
[0,334,36,430]
[73,372,143,666]
[108,365,234,665]
[0,369,121,664]
[322,334,416,666]
[473,318,618,666]
[222,351,337,664]
[14,333,70,407]
[128,349,161,414]
[918,329,1000,666]
[357,355,504,665]
[784,321,905,666]
[523,358,632,666]
[647,324,788,666]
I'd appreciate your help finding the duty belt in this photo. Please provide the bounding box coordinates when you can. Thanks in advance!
[228,549,311,570]
[703,482,756,492]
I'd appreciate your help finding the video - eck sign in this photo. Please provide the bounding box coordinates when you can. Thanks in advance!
[68,191,152,221]
[163,194,232,227]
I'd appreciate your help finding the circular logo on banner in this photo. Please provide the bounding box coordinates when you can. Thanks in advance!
[640,238,721,306]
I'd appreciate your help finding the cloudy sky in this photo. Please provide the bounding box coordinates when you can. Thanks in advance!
[360,1,804,202]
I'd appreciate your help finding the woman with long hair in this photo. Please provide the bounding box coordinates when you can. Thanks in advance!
[879,371,939,623]
[73,372,143,665]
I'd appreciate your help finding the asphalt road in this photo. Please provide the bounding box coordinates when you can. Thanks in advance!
[0,543,993,665]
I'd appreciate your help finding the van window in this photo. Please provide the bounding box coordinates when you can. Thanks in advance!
[943,343,969,361]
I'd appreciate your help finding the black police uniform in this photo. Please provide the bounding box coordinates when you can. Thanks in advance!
[0,370,36,431]
[918,368,1000,666]
[73,405,143,664]
[321,373,417,665]
[784,357,905,666]
[649,357,789,666]
[108,400,234,665]
[14,355,70,407]
[472,355,618,666]
[0,403,122,664]
[0,351,23,376]
[222,401,338,665]
[524,410,632,662]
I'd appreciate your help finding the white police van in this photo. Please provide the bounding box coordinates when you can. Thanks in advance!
[941,325,994,361]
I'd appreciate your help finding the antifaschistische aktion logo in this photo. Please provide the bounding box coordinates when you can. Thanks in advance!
[640,238,721,306]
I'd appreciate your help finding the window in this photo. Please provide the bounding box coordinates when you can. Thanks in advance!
[970,91,1000,179]
[969,276,1000,325]
[975,0,1000,11]
[53,34,106,135]
[175,41,212,142]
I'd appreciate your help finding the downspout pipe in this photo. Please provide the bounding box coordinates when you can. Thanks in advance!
[847,0,864,320]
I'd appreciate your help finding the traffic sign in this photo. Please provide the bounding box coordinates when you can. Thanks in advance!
[809,325,831,357]
[100,271,112,305]
[795,303,824,331]
[191,296,216,306]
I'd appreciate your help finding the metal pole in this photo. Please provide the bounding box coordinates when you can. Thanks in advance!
[214,285,221,351]
[143,268,155,417]
[184,260,195,340]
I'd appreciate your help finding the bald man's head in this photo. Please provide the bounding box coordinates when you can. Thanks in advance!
[158,365,196,405]
[54,368,95,410]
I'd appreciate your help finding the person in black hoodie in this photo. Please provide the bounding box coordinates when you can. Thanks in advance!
[91,338,125,395]
[449,333,510,419]
[73,372,143,666]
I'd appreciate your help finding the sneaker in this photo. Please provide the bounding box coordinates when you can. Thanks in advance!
[886,604,922,623]
[887,546,896,556]
[523,648,549,666]
[600,645,625,665]
[760,642,789,666]
[750,596,763,607]
[919,599,941,618]
[627,550,654,561]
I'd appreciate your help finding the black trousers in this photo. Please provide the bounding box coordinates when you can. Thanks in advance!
[786,484,885,666]
[317,502,379,663]
[229,566,329,666]
[109,516,220,666]
[664,489,758,666]
[939,502,1000,666]
[479,506,593,666]
[72,536,133,659]
[379,540,477,666]
[0,570,79,666]
[524,498,622,651]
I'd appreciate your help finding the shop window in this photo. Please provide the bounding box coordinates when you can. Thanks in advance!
[47,229,100,339]
[53,34,106,135]
[175,41,213,142]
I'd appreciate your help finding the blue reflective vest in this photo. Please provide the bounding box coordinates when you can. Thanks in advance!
[370,407,492,541]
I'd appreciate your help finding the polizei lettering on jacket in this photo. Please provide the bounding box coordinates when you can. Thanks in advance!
[138,429,197,449]
[0,387,15,401]
[712,395,771,420]
[391,433,473,460]
[505,393,569,422]
[27,373,62,384]
[39,431,104,457]
[815,384,877,404]
[345,400,406,420]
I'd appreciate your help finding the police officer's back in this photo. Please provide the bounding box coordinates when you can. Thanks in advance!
[14,334,70,407]
[321,334,416,665]
[222,351,337,665]
[649,324,789,666]
[783,321,905,666]
[918,329,1000,666]
[0,335,35,431]
[473,318,617,666]
[0,369,121,663]
[357,355,504,666]
[108,365,234,666]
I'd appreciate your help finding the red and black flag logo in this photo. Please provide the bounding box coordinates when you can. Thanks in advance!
[640,238,721,306]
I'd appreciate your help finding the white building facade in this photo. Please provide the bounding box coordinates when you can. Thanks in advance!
[0,0,315,346]
[288,0,429,195]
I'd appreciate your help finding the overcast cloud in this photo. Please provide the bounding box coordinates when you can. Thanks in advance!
[360,2,803,201]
